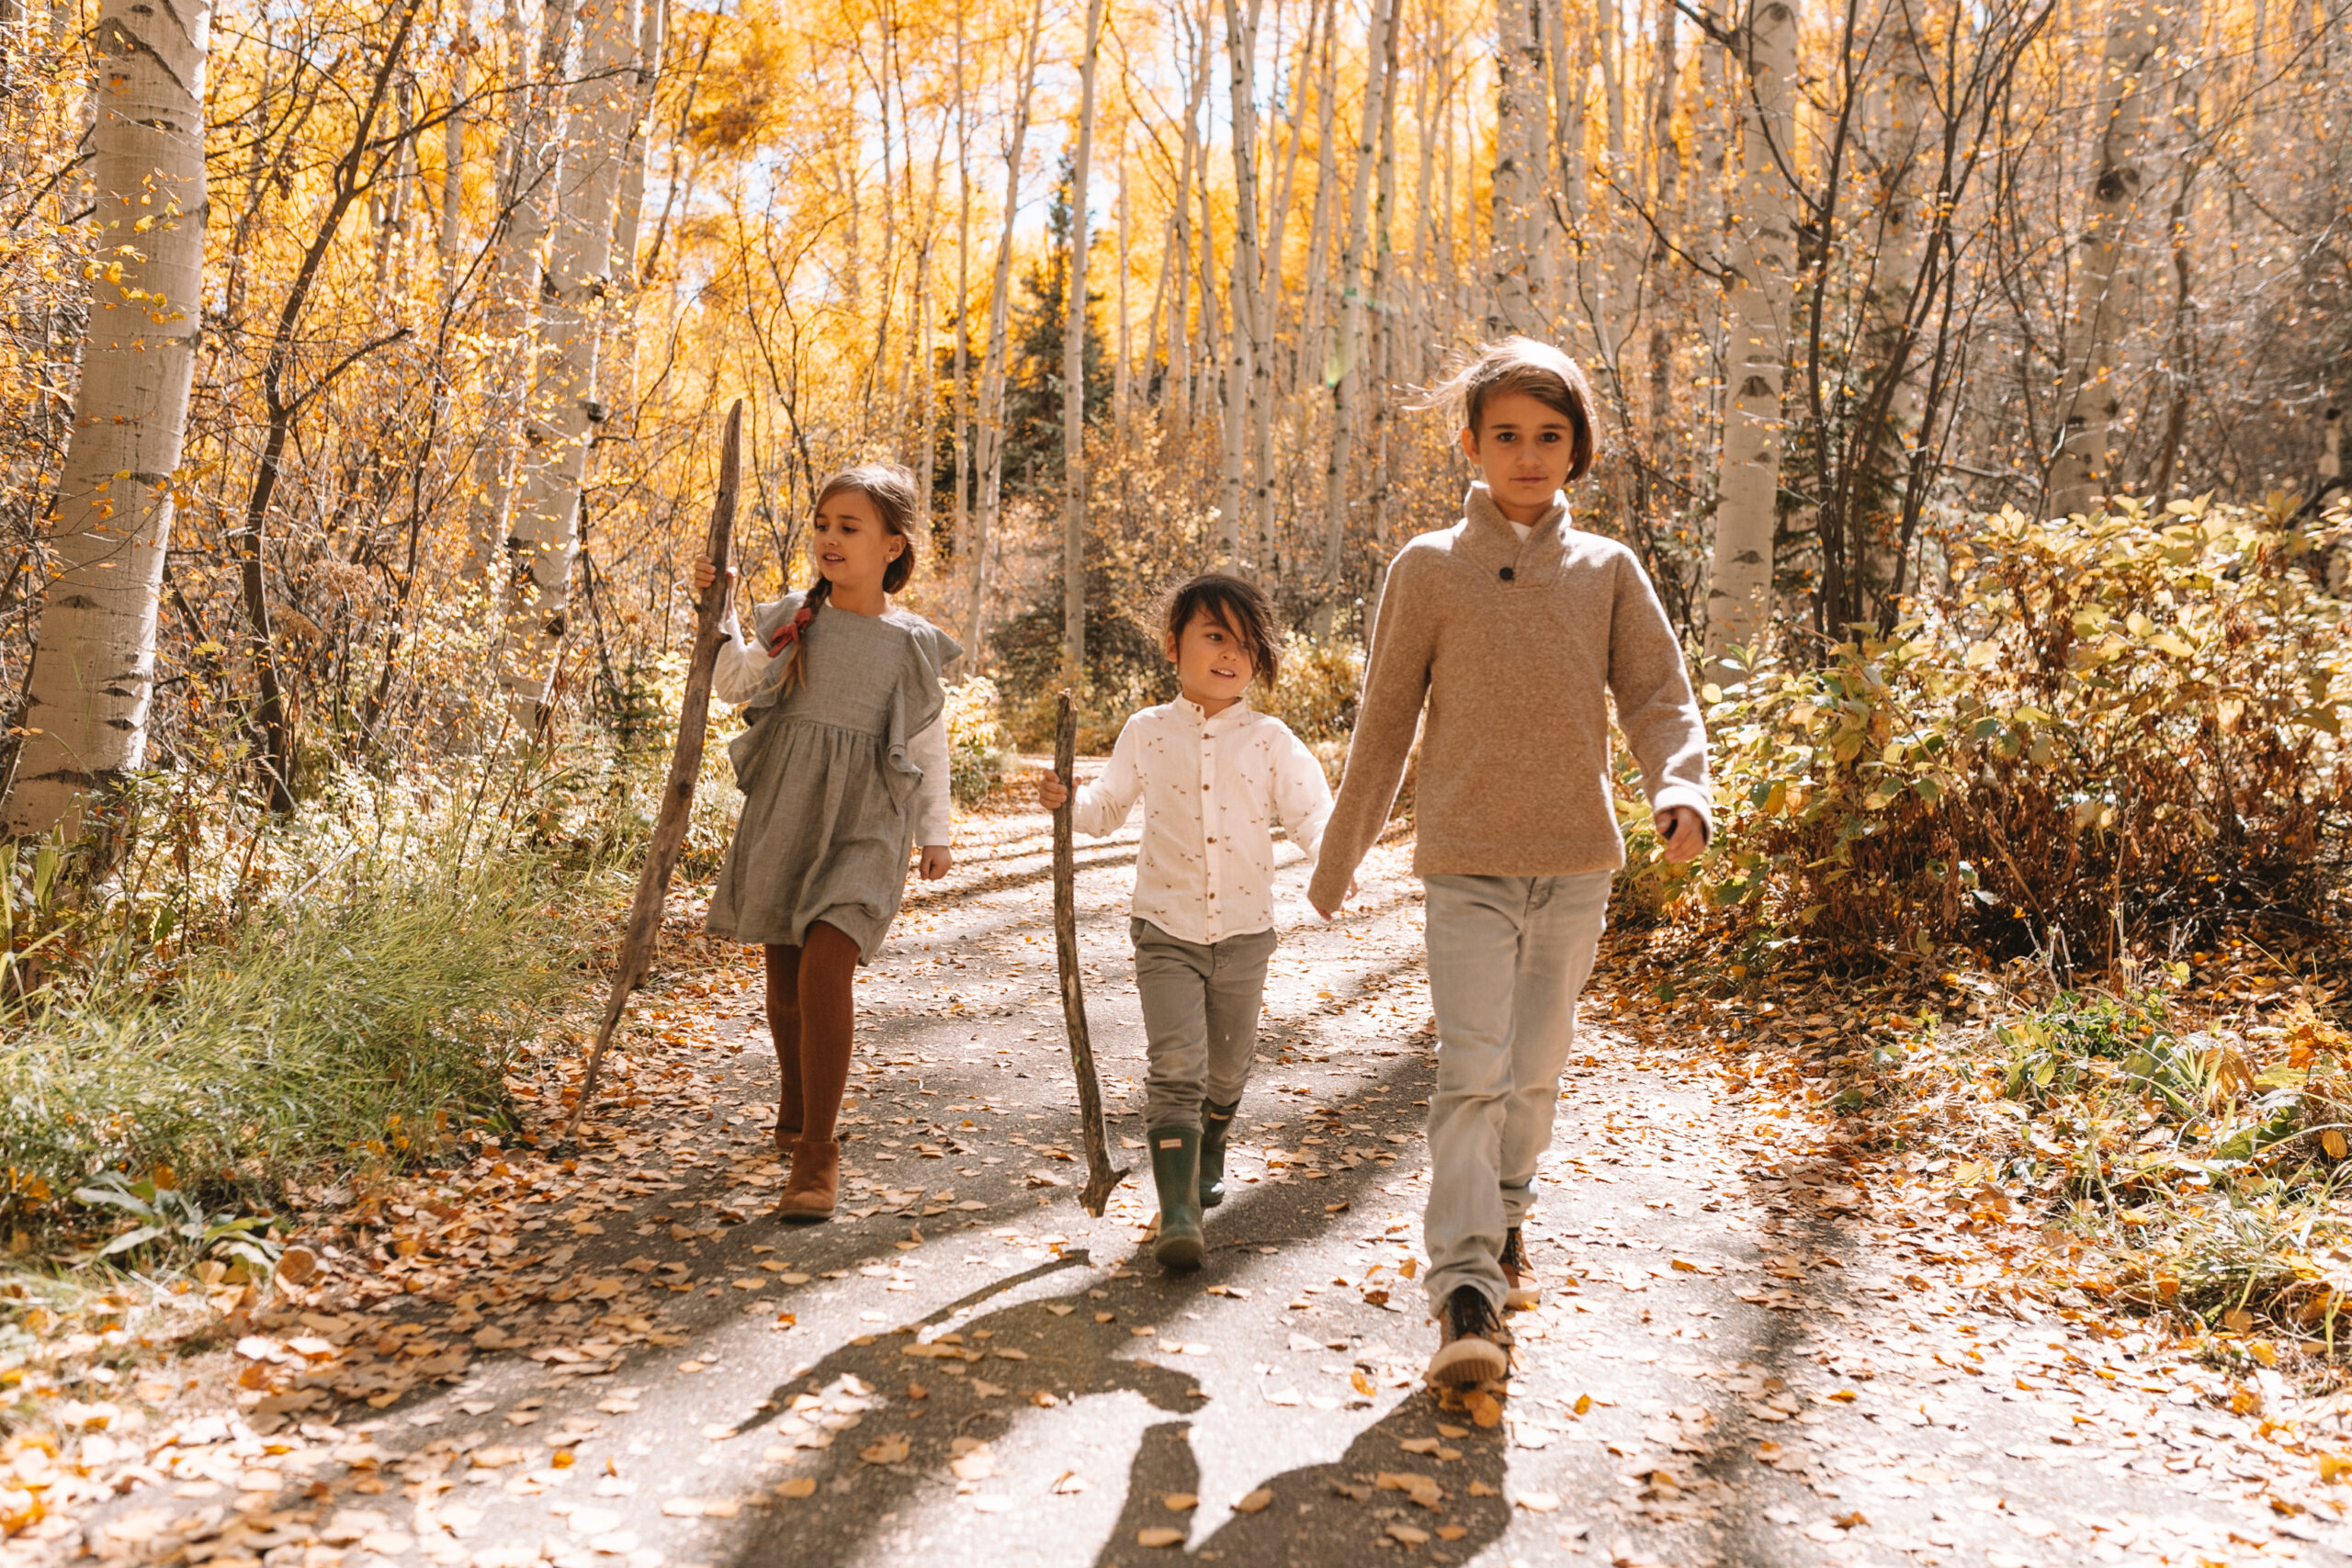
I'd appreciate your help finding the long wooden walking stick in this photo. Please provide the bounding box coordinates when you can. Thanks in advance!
[565,400,744,1142]
[1053,690,1128,1215]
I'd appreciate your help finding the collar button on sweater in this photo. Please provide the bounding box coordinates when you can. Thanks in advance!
[1499,566,1515,581]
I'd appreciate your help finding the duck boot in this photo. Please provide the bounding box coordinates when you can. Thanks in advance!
[1198,1098,1241,1209]
[775,1138,840,1224]
[1149,1125,1206,1269]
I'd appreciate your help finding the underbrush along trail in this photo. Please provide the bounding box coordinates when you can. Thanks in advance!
[16,797,2352,1568]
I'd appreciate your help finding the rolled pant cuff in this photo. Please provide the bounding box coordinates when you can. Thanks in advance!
[1424,1267,1505,1315]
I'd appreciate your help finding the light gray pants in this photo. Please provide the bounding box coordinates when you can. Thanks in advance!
[1421,872,1613,1312]
[1131,919,1279,1130]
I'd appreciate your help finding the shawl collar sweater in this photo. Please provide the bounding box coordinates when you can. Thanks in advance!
[1306,482,1712,909]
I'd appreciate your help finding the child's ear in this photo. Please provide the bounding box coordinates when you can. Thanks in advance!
[1163,631,1181,663]
[1458,425,1479,462]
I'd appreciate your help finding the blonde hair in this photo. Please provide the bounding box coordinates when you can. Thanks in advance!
[1418,335,1600,482]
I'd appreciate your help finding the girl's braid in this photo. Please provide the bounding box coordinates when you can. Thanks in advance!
[776,574,833,693]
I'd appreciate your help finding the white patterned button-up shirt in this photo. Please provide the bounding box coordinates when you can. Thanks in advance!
[1070,697,1334,945]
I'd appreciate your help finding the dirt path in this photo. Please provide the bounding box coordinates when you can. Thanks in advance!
[25,799,2352,1568]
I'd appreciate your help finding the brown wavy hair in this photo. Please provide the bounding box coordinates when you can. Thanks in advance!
[1418,335,1599,482]
[779,462,922,693]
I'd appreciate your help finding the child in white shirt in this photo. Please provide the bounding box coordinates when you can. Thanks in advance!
[1037,574,1334,1269]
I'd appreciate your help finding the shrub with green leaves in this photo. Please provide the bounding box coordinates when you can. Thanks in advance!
[1628,498,2352,958]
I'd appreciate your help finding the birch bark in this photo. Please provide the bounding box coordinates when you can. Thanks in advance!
[1062,0,1105,677]
[962,0,1046,659]
[1218,0,1263,564]
[1322,0,1397,582]
[6,0,209,834]
[461,0,577,581]
[1163,12,1211,434]
[498,0,644,714]
[2048,0,2159,517]
[1490,0,1545,333]
[441,0,469,268]
[1702,0,1798,674]
[1223,0,1274,571]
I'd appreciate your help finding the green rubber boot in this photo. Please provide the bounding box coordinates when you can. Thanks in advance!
[1149,1125,1205,1270]
[1198,1098,1241,1209]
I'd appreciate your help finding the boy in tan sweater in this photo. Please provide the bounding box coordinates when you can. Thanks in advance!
[1309,337,1712,1385]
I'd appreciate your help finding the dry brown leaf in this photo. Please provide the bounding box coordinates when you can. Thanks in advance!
[858,1434,910,1465]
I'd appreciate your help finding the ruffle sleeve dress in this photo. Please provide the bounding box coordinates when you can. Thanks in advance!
[704,591,963,961]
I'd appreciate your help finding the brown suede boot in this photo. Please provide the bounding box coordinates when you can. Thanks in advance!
[776,1139,840,1224]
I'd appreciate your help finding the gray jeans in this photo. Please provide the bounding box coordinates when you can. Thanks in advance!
[1421,872,1612,1312]
[1130,919,1279,1130]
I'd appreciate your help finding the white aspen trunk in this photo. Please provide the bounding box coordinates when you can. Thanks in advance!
[1545,0,1592,344]
[1227,0,1279,575]
[909,219,936,511]
[1219,0,1262,565]
[498,0,641,710]
[373,79,415,287]
[1366,0,1406,572]
[1062,0,1105,677]
[1645,0,1678,433]
[1860,0,1929,593]
[1252,29,1312,580]
[1195,144,1222,437]
[1165,15,1212,434]
[951,0,971,631]
[1144,207,1174,414]
[1362,3,1406,634]
[601,0,663,442]
[609,0,662,294]
[1695,16,1727,420]
[1702,0,1798,674]
[963,0,1046,660]
[1323,0,1396,583]
[461,0,577,581]
[6,0,209,835]
[2048,0,2159,517]
[1491,0,1545,333]
[441,0,470,268]
[1114,161,1131,439]
[1589,0,1631,386]
[1650,0,1679,241]
[1294,0,1340,404]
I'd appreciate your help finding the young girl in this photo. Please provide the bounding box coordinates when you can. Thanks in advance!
[1308,338,1711,1383]
[1036,575,1333,1269]
[690,463,960,1224]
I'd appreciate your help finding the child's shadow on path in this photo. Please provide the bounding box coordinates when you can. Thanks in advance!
[1091,1395,1512,1568]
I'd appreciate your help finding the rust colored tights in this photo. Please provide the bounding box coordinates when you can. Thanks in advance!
[764,920,860,1145]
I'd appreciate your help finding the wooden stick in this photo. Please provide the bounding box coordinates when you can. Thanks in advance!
[564,400,744,1142]
[1053,689,1127,1215]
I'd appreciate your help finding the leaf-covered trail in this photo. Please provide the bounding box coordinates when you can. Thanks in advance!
[24,800,2352,1568]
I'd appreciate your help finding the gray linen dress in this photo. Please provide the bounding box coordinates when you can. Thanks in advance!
[705,592,963,960]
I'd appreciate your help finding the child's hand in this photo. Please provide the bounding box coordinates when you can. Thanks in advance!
[1035,770,1069,811]
[690,557,732,594]
[1312,876,1361,920]
[918,844,954,880]
[1655,806,1705,864]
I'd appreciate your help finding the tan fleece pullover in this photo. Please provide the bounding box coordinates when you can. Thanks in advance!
[1307,482,1713,909]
